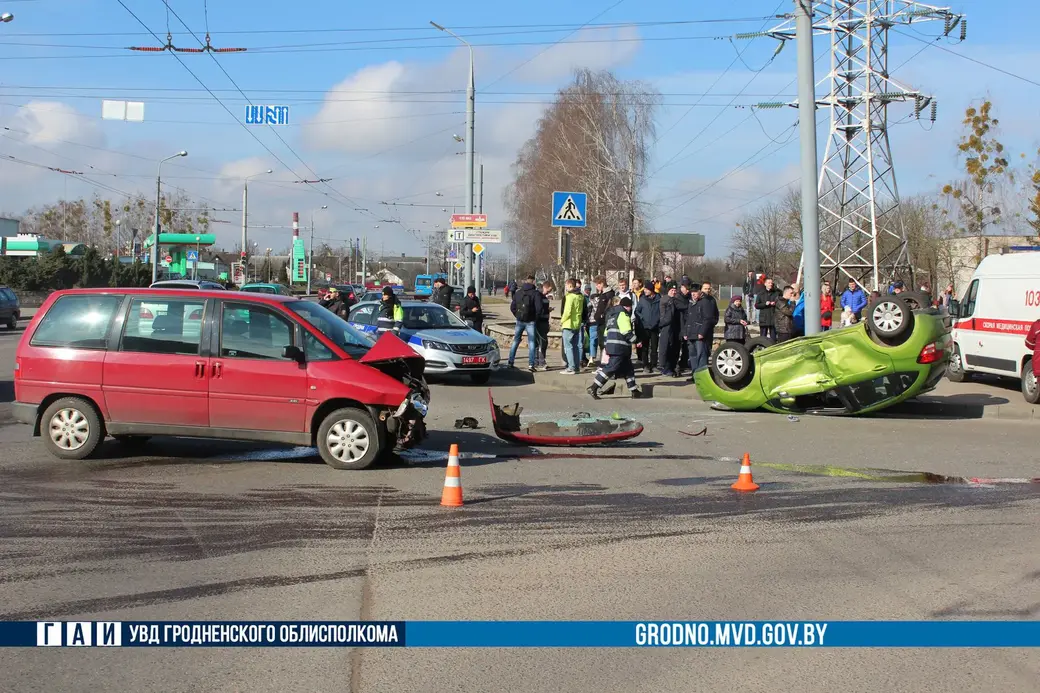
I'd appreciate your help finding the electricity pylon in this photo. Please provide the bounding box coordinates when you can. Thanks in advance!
[760,1,965,290]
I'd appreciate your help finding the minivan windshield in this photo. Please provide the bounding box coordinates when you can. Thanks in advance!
[285,300,375,358]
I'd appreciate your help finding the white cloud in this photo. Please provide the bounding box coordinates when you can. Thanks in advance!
[9,101,101,146]
[510,26,642,83]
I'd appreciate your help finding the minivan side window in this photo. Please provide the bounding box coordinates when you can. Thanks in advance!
[120,298,205,355]
[30,295,123,349]
[959,279,979,318]
[220,303,294,360]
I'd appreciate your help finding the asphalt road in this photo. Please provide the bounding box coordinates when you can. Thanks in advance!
[1,323,1038,692]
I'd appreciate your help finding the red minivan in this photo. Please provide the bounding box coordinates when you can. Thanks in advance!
[12,288,430,469]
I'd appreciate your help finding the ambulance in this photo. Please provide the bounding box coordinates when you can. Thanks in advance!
[947,250,1040,403]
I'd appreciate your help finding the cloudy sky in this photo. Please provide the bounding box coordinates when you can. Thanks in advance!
[0,0,1036,258]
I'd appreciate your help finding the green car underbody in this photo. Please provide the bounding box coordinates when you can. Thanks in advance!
[694,313,951,416]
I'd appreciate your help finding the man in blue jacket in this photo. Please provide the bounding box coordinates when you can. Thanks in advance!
[840,278,867,320]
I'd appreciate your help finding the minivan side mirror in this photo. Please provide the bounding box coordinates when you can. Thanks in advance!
[282,345,305,363]
[947,299,959,318]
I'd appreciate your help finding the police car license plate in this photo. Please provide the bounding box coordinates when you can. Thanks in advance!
[462,356,488,364]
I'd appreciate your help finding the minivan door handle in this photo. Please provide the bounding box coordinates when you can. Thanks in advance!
[194,361,206,378]
[212,362,222,378]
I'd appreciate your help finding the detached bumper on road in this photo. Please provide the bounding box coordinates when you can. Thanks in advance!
[11,402,36,426]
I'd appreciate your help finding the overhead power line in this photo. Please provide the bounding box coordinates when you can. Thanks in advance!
[6,16,779,37]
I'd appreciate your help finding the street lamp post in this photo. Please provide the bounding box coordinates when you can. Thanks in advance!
[113,219,121,259]
[241,169,272,281]
[193,235,201,280]
[152,151,188,283]
[431,20,476,295]
[307,205,328,294]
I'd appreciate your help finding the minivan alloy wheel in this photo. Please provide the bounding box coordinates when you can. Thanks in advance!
[327,418,371,463]
[49,408,90,451]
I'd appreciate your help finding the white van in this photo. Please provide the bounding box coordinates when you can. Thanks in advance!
[947,251,1040,402]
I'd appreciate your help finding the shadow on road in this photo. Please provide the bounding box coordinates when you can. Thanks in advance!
[880,392,1011,420]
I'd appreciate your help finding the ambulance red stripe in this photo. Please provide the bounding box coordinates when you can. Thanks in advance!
[953,318,1033,336]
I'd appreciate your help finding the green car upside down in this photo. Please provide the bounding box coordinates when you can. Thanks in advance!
[694,296,951,416]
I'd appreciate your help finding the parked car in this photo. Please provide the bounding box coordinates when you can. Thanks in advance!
[946,251,1040,404]
[347,300,499,384]
[695,296,950,415]
[240,282,295,296]
[12,288,430,469]
[149,279,226,290]
[0,285,19,329]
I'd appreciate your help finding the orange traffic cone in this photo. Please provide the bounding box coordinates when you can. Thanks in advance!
[440,444,464,507]
[731,453,759,492]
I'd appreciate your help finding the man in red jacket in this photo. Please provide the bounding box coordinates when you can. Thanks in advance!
[1026,319,1040,377]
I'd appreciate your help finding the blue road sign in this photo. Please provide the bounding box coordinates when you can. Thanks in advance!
[186,249,199,262]
[448,249,458,260]
[245,105,290,125]
[552,191,587,228]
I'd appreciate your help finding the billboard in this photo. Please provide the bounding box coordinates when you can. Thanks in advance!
[291,238,306,283]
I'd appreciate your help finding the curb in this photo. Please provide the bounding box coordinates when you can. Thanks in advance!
[492,369,1038,420]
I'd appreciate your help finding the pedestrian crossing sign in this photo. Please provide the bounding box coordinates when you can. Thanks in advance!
[552,191,587,228]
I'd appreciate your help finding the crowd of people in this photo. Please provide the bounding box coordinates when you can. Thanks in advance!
[503,273,727,397]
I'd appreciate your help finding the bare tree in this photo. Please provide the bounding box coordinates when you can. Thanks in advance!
[731,195,801,281]
[504,69,658,279]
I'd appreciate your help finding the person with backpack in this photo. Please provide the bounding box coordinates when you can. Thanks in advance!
[560,277,586,374]
[507,275,543,372]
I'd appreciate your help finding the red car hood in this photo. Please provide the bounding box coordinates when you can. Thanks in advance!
[359,331,424,366]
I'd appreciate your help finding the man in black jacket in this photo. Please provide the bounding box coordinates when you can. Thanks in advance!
[586,276,615,367]
[507,275,544,371]
[460,286,483,333]
[690,282,719,370]
[673,282,692,377]
[634,282,660,372]
[534,281,553,371]
[431,277,453,309]
[657,285,680,376]
[755,278,781,341]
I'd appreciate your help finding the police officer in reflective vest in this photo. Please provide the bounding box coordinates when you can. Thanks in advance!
[587,297,643,399]
[376,286,404,335]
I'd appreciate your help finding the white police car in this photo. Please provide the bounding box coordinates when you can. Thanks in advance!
[347,300,500,383]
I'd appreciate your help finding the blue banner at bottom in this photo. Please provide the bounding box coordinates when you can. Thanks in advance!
[2,621,1037,648]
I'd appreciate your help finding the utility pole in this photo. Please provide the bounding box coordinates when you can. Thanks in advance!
[241,169,271,284]
[478,162,484,292]
[152,151,187,283]
[306,204,327,294]
[762,2,964,291]
[431,21,476,296]
[361,237,367,287]
[795,0,822,336]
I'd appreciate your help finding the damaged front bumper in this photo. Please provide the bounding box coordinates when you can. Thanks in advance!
[381,391,429,449]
